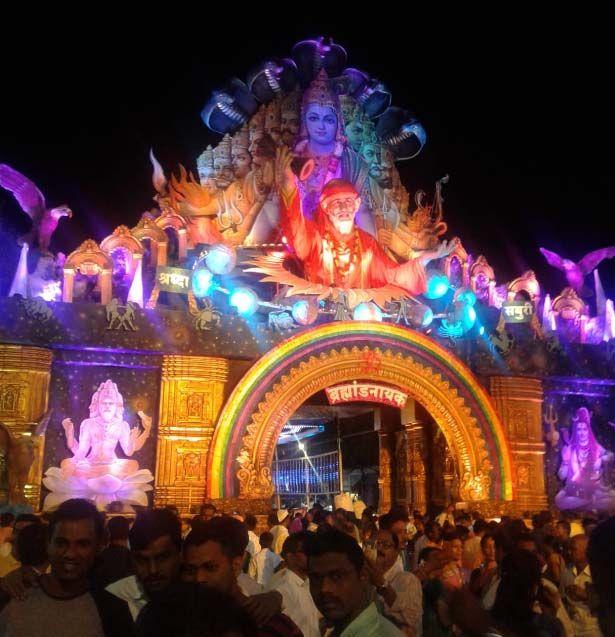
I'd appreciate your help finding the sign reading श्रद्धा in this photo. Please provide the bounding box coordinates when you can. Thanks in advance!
[155,267,192,294]
[502,301,534,323]
[325,382,408,408]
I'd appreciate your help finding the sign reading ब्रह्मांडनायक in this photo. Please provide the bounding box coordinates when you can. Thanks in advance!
[325,381,408,408]
[155,267,192,294]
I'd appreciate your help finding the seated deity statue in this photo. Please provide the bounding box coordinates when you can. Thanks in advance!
[42,380,154,510]
[555,407,615,512]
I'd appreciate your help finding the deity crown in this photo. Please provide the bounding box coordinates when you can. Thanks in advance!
[231,125,250,152]
[213,134,232,164]
[302,69,339,110]
[197,145,214,170]
[89,379,124,418]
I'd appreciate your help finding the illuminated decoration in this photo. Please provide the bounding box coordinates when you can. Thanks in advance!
[193,299,221,330]
[207,323,513,502]
[191,267,215,298]
[555,406,615,512]
[105,299,138,331]
[205,243,237,275]
[291,299,319,326]
[100,225,144,278]
[594,269,607,316]
[542,294,555,332]
[502,301,534,323]
[273,449,339,499]
[352,302,383,322]
[424,270,450,300]
[131,215,169,267]
[540,246,615,294]
[63,240,114,305]
[604,299,615,341]
[277,422,325,445]
[42,380,154,510]
[9,243,30,298]
[229,287,259,316]
[507,270,541,305]
[454,288,477,307]
[127,259,144,308]
[470,255,496,306]
[155,266,192,293]
[325,381,408,408]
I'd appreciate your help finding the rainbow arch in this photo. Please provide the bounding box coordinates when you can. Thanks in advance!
[207,322,513,501]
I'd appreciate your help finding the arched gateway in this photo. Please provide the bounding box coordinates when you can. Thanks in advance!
[207,322,513,505]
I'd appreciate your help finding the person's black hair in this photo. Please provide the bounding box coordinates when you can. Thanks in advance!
[107,515,130,542]
[514,531,536,549]
[200,503,216,514]
[184,516,248,559]
[388,504,410,523]
[305,528,364,574]
[267,512,278,527]
[480,532,494,550]
[418,546,442,564]
[129,508,182,552]
[49,498,104,540]
[473,519,488,535]
[244,514,257,530]
[588,516,615,637]
[442,529,460,543]
[165,505,179,517]
[492,550,542,635]
[556,519,571,535]
[493,529,513,556]
[0,512,15,528]
[16,523,47,567]
[425,521,442,542]
[455,525,470,542]
[259,531,273,548]
[281,531,311,558]
[15,513,41,527]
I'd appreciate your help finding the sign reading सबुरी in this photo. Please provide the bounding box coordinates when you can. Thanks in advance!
[155,267,192,294]
[501,301,534,323]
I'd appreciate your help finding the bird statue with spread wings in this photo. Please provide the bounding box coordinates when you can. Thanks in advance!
[540,246,615,294]
[0,163,72,253]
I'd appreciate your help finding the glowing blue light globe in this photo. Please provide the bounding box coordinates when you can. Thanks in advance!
[191,268,214,298]
[454,288,477,306]
[407,303,434,328]
[229,288,259,316]
[353,302,383,322]
[453,301,477,332]
[205,243,237,275]
[424,270,450,300]
[479,325,485,336]
[291,300,319,326]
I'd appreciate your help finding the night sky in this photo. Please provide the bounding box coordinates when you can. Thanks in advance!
[1,18,613,300]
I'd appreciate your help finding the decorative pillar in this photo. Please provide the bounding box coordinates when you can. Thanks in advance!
[489,376,548,512]
[178,229,188,261]
[62,269,75,303]
[100,270,112,305]
[154,355,229,513]
[378,430,394,514]
[0,345,52,508]
[400,401,427,512]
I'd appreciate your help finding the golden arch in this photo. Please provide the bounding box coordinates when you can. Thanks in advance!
[207,323,513,503]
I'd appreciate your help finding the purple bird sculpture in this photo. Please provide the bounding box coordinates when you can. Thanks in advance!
[0,163,72,254]
[540,246,615,293]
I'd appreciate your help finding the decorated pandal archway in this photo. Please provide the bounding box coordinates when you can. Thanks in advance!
[207,322,516,514]
[1,36,615,517]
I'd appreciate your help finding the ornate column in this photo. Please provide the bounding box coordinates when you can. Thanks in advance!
[0,345,52,508]
[154,355,229,513]
[489,376,548,512]
[378,430,394,514]
[400,401,427,512]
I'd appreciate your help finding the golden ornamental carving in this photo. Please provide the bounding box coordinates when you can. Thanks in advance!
[236,346,491,499]
[64,239,113,275]
[552,287,588,320]
[507,270,541,304]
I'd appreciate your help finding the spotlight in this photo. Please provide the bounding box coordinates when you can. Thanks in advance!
[352,302,383,321]
[424,270,450,300]
[229,288,259,316]
[292,299,319,326]
[191,268,215,298]
[206,243,237,275]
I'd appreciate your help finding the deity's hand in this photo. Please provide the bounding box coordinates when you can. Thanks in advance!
[378,228,413,259]
[137,411,152,433]
[435,237,460,259]
[561,445,571,464]
[61,418,74,438]
[274,146,296,198]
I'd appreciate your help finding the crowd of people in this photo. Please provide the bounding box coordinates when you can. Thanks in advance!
[0,498,612,637]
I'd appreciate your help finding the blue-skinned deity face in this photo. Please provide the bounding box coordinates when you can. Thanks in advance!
[305,104,337,148]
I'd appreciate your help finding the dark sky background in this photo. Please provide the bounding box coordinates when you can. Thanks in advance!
[1,17,613,301]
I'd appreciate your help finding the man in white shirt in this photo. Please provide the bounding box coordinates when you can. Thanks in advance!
[244,514,261,579]
[435,504,455,528]
[268,532,321,637]
[561,534,601,637]
[306,528,402,636]
[270,510,291,555]
[365,526,422,636]
[256,532,282,588]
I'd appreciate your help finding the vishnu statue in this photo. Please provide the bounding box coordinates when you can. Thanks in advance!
[43,380,154,510]
[555,407,615,512]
